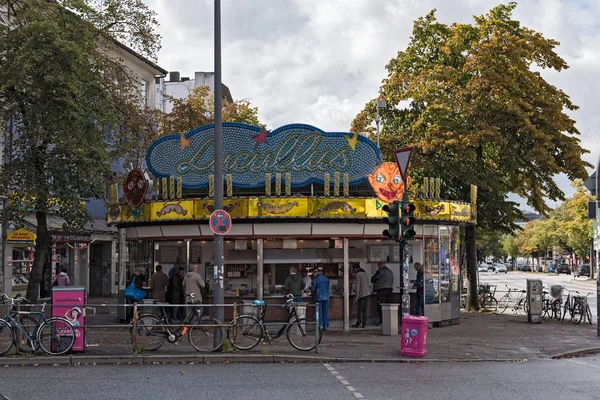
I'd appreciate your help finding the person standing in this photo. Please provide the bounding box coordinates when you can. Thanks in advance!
[371,261,394,326]
[56,267,70,287]
[352,265,370,328]
[150,264,169,302]
[170,267,184,322]
[412,262,424,316]
[183,266,206,303]
[312,267,330,331]
[131,268,145,290]
[284,267,304,302]
[301,268,312,292]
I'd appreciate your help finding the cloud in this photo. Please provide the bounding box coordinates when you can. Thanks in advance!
[145,0,600,206]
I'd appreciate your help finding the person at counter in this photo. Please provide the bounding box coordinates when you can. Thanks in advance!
[131,268,146,290]
[183,266,205,303]
[352,265,370,328]
[412,262,424,316]
[312,267,330,331]
[150,264,169,302]
[170,266,184,322]
[371,261,394,326]
[284,267,304,302]
[301,268,312,292]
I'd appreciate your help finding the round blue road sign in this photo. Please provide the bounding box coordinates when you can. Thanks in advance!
[209,209,232,235]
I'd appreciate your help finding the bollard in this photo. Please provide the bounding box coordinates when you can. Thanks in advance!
[314,306,319,353]
[131,303,138,351]
[232,303,238,350]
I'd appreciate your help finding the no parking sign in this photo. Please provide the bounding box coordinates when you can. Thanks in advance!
[209,209,232,235]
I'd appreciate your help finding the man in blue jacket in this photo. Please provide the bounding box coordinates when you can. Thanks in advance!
[312,267,330,331]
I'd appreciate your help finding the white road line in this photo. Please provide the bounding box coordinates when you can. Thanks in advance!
[566,359,600,368]
[322,363,366,399]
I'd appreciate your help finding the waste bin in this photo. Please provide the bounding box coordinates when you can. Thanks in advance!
[52,286,86,352]
[400,315,428,357]
[381,303,399,336]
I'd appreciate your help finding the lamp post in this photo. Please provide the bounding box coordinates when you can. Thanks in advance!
[213,0,224,323]
[375,94,386,147]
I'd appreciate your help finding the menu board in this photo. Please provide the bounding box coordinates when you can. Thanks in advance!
[159,247,180,263]
[368,245,389,262]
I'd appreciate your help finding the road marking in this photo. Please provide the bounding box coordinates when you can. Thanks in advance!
[322,363,366,399]
[0,394,10,400]
[566,359,600,368]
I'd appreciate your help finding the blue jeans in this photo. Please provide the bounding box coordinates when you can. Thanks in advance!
[316,300,329,330]
[293,297,302,303]
[414,291,424,316]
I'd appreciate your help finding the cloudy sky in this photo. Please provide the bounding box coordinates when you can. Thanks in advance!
[145,0,599,208]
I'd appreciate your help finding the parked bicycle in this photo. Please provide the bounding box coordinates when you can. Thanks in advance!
[572,292,593,325]
[561,287,578,322]
[497,286,528,315]
[130,293,224,352]
[477,284,498,310]
[0,294,76,356]
[541,288,562,320]
[227,294,321,351]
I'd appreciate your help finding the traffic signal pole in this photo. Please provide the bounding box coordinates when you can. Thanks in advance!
[400,179,410,317]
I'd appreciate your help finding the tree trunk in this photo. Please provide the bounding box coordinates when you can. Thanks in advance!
[26,209,50,302]
[465,225,479,311]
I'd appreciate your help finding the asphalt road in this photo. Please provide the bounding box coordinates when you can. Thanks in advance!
[1,356,600,400]
[478,271,598,320]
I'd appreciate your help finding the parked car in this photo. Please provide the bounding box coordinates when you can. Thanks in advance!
[555,264,571,275]
[495,264,507,273]
[575,265,590,277]
[478,265,489,272]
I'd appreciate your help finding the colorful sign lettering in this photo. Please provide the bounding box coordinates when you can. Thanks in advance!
[146,123,382,190]
[7,228,37,244]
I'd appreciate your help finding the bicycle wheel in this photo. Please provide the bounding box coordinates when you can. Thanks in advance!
[498,295,510,313]
[552,301,562,320]
[37,317,75,355]
[227,315,262,351]
[573,302,583,324]
[16,315,39,353]
[0,319,14,356]
[561,300,569,322]
[523,299,529,315]
[131,314,166,351]
[188,317,223,352]
[287,318,321,351]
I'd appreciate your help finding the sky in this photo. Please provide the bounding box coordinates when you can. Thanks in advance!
[144,0,600,210]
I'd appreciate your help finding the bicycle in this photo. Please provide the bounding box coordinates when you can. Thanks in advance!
[561,287,577,322]
[497,286,528,315]
[541,289,562,320]
[477,284,498,311]
[572,292,593,325]
[227,294,322,352]
[0,294,76,356]
[130,293,224,352]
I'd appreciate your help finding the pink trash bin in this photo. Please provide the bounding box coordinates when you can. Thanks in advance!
[400,315,428,357]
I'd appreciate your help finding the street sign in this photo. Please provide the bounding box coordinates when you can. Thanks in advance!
[210,209,232,235]
[393,147,414,183]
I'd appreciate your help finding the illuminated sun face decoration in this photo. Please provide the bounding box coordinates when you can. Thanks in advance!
[122,169,149,208]
[368,162,411,202]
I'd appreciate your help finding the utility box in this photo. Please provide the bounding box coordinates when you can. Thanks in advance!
[381,304,399,336]
[527,279,543,323]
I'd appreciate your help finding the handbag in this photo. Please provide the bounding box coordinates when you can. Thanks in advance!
[124,283,146,301]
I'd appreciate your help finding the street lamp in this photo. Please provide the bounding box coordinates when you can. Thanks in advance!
[375,94,386,147]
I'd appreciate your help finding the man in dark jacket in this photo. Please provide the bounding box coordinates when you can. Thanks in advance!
[371,261,394,325]
[412,263,424,316]
[284,267,304,302]
[170,267,184,322]
[150,264,169,302]
[312,268,330,330]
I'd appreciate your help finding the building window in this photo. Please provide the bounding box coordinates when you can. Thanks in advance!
[140,80,149,108]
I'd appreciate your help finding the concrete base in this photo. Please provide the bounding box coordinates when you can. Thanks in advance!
[381,304,399,336]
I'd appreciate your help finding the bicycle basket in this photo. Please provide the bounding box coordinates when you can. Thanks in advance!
[550,285,562,299]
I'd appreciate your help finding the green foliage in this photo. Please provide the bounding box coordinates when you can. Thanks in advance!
[0,0,160,300]
[502,235,520,258]
[160,86,262,136]
[476,229,507,260]
[220,339,234,353]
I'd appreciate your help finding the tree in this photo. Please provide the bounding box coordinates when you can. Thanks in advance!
[0,0,160,300]
[502,234,520,260]
[351,3,590,310]
[161,86,262,135]
[477,229,507,260]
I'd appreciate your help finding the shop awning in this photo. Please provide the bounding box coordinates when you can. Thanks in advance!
[264,248,367,264]
[223,250,257,264]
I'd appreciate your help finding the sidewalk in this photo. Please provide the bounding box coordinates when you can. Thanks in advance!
[2,309,599,366]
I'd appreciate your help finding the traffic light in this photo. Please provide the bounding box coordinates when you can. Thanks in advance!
[382,201,400,241]
[401,202,416,240]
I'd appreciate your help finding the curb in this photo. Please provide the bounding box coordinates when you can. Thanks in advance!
[0,353,530,366]
[550,347,600,359]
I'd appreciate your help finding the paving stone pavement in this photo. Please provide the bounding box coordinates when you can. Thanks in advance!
[3,306,599,364]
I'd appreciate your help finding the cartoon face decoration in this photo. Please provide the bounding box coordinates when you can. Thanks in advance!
[122,169,149,208]
[368,162,411,202]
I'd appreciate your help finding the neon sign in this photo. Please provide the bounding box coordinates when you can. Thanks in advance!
[146,123,382,189]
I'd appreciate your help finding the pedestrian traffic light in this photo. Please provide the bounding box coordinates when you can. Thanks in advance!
[401,202,416,240]
[382,201,400,241]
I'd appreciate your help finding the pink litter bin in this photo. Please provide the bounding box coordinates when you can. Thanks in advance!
[400,315,428,357]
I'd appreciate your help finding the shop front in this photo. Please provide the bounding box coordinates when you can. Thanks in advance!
[110,122,476,328]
